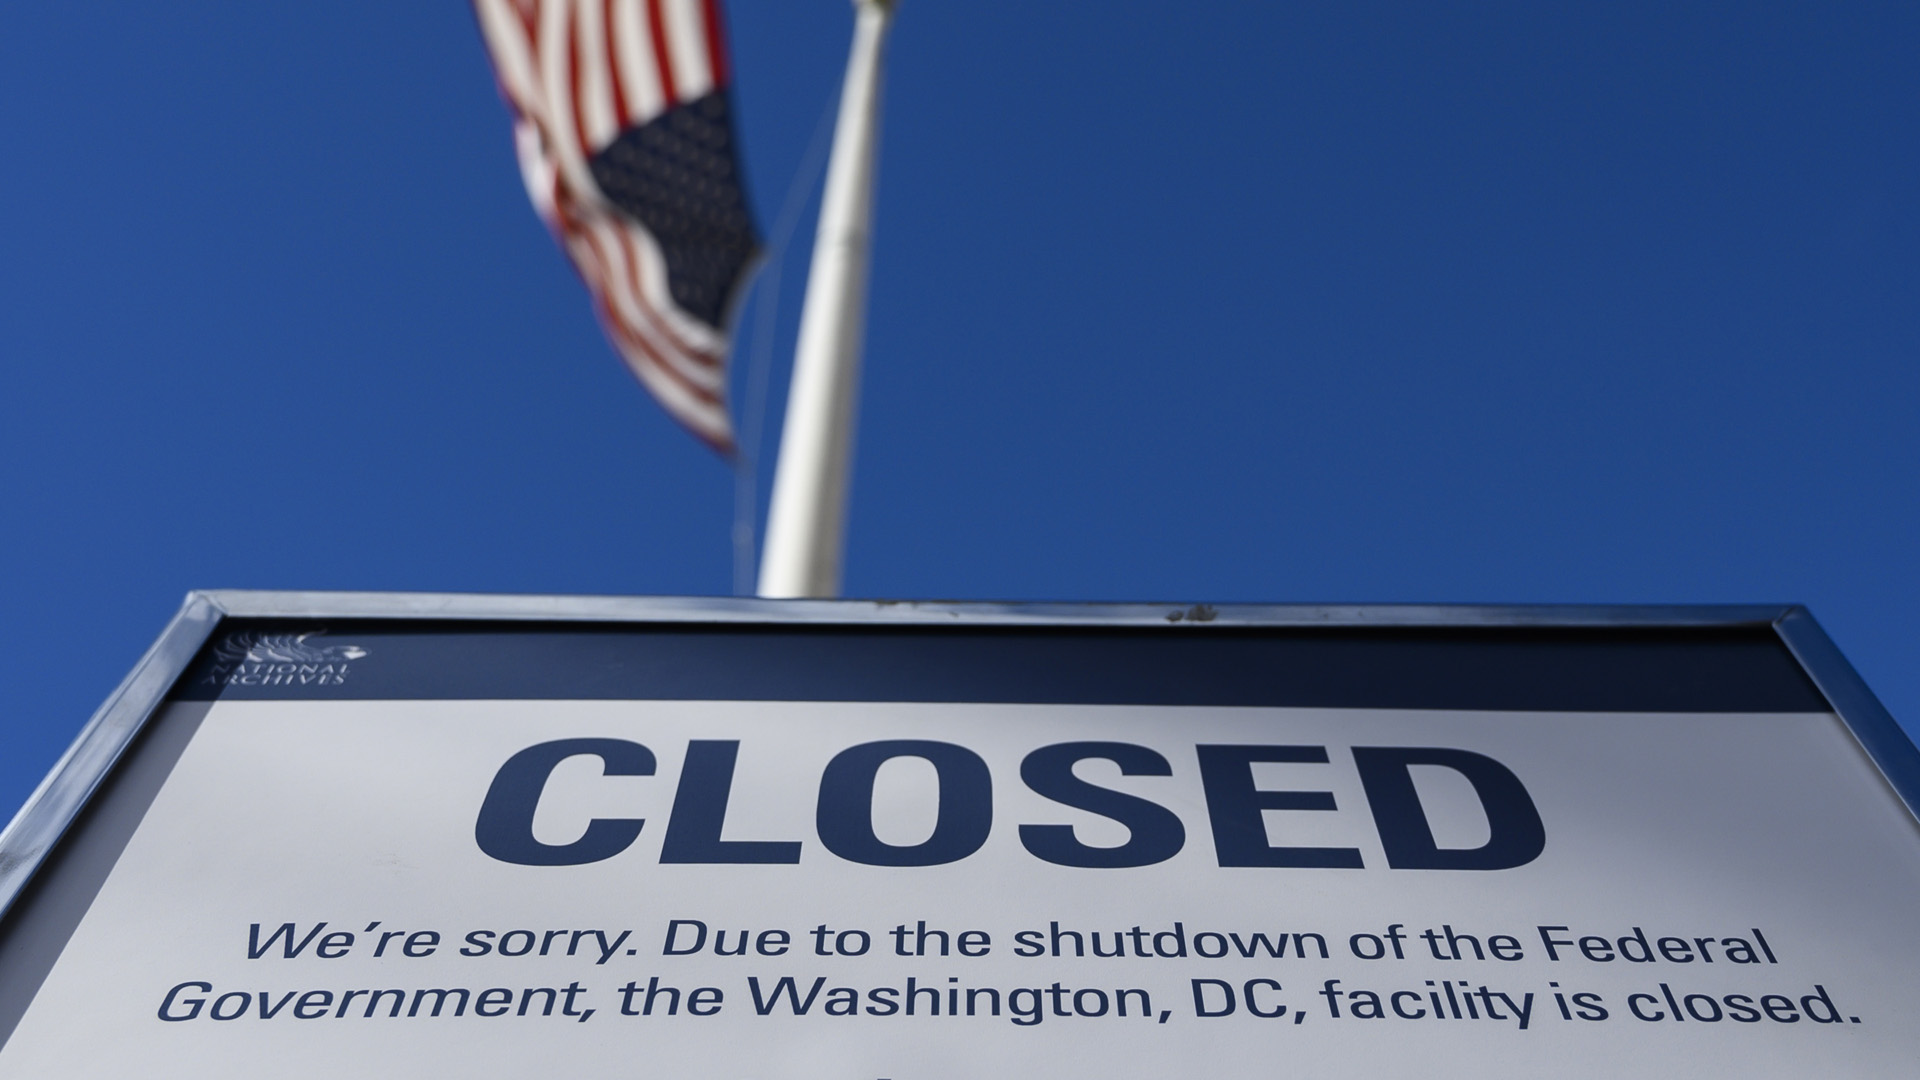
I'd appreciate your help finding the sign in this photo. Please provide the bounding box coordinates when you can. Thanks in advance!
[0,594,1915,1078]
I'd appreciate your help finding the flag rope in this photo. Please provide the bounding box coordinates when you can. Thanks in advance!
[732,95,842,596]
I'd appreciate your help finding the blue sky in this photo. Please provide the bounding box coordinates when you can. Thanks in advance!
[1,2,1915,817]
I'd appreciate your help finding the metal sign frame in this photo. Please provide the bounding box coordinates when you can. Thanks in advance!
[1,589,1913,936]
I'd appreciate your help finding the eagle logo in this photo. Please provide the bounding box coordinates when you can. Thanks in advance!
[212,631,369,664]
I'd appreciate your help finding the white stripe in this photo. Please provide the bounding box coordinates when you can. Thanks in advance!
[610,0,666,124]
[571,0,619,151]
[561,221,612,304]
[511,118,558,226]
[590,219,726,392]
[630,217,724,341]
[621,222,728,353]
[473,0,546,120]
[628,351,731,444]
[660,0,714,102]
[536,0,602,205]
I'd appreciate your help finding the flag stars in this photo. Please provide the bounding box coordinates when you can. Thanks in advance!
[589,89,758,327]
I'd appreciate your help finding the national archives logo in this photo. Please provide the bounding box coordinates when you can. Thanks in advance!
[200,631,370,689]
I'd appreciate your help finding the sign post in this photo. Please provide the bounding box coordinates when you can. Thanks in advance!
[0,594,1914,1077]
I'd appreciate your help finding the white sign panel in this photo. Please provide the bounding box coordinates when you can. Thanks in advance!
[0,602,1913,1079]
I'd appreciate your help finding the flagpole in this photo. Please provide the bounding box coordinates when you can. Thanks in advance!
[756,0,896,599]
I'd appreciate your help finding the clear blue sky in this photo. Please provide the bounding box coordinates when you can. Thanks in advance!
[1,2,1915,817]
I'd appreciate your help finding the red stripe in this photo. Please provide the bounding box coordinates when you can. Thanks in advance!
[478,0,542,105]
[565,3,594,155]
[693,428,737,456]
[700,0,730,89]
[603,0,633,128]
[644,0,679,107]
[510,0,540,43]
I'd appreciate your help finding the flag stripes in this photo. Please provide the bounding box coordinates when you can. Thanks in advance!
[474,0,755,452]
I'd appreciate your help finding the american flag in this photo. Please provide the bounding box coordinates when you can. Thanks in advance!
[472,0,759,452]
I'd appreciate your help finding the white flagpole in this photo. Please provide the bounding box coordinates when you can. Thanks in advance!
[756,0,896,599]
